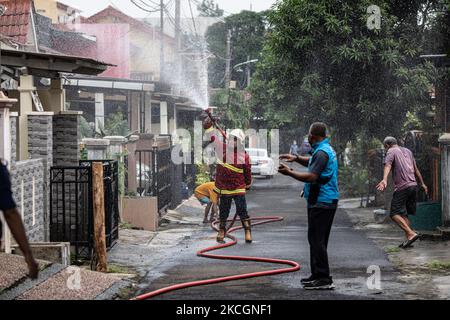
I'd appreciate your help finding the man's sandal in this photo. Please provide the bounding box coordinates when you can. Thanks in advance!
[401,234,421,249]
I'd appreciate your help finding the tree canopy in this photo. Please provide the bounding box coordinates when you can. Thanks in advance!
[206,10,268,89]
[197,0,224,17]
[250,0,447,153]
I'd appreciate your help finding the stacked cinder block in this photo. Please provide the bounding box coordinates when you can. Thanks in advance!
[27,113,54,241]
[10,159,46,243]
[53,113,80,166]
[52,112,82,245]
[28,114,53,170]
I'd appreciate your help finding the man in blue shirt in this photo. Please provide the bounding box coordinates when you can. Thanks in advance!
[279,122,339,290]
[0,159,39,279]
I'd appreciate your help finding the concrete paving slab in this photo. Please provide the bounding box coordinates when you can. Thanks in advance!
[0,263,66,300]
[16,267,122,300]
[0,253,50,293]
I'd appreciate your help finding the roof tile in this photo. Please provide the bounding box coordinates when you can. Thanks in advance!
[0,0,32,44]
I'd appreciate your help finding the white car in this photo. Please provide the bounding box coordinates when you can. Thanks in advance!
[246,148,277,178]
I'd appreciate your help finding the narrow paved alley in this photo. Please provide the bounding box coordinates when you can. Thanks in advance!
[113,168,439,300]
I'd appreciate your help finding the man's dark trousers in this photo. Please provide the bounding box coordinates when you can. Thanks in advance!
[219,195,249,221]
[307,207,336,279]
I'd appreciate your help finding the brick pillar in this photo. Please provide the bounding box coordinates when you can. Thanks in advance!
[53,111,82,166]
[17,75,35,161]
[126,135,139,194]
[28,112,54,241]
[28,112,54,169]
[439,133,450,227]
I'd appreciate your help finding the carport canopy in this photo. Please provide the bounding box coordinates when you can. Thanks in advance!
[0,49,114,78]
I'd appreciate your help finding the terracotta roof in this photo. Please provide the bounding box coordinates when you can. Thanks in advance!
[0,0,32,44]
[87,5,174,43]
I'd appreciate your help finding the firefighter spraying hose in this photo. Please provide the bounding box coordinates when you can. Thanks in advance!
[132,108,301,300]
[202,110,253,243]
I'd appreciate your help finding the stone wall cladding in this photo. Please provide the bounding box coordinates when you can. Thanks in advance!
[28,114,53,241]
[28,115,53,169]
[10,159,46,242]
[10,116,17,165]
[53,114,80,167]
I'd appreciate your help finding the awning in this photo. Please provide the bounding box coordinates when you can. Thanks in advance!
[0,49,114,78]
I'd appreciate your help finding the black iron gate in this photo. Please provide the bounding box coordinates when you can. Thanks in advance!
[135,147,172,212]
[80,160,120,250]
[50,160,120,260]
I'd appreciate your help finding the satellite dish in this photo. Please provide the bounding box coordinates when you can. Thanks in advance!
[0,5,6,16]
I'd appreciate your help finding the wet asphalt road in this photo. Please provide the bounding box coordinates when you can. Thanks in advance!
[135,166,410,300]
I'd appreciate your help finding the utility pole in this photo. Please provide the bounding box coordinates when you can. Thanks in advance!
[160,0,165,82]
[246,55,251,87]
[224,29,232,89]
[174,0,181,88]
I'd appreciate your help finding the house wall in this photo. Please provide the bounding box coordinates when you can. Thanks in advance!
[73,24,131,79]
[35,0,77,24]
[89,15,175,81]
[34,0,59,23]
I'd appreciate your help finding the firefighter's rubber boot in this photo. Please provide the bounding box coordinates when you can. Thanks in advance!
[216,220,227,243]
[241,218,252,243]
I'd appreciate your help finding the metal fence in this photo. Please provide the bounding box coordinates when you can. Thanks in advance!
[135,147,172,212]
[49,160,119,260]
[80,160,120,250]
[182,149,197,193]
[133,144,197,212]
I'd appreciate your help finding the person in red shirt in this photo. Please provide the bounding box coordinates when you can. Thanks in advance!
[203,117,252,243]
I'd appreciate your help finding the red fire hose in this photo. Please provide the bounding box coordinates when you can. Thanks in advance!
[133,215,301,300]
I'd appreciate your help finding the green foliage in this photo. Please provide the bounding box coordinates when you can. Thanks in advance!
[210,88,252,129]
[119,221,134,229]
[107,264,132,274]
[115,150,129,197]
[426,260,450,270]
[196,163,212,186]
[339,134,382,198]
[104,112,129,137]
[206,10,268,88]
[385,246,401,253]
[197,0,224,17]
[80,144,88,161]
[340,166,369,198]
[79,116,94,139]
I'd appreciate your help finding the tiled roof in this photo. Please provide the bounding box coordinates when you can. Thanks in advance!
[0,0,32,44]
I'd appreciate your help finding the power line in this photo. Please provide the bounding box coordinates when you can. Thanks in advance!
[188,0,199,38]
[130,0,160,13]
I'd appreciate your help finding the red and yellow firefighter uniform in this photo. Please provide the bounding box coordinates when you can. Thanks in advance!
[203,121,253,243]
